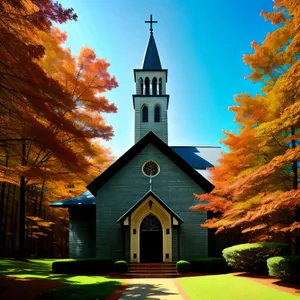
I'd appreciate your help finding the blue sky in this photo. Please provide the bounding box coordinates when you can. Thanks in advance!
[58,0,274,157]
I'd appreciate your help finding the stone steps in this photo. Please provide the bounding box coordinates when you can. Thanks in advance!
[128,268,176,273]
[125,263,179,278]
[124,273,180,278]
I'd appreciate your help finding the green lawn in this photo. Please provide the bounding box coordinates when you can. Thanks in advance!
[177,274,299,300]
[0,259,122,300]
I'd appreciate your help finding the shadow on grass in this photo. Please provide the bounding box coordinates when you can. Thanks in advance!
[0,259,96,284]
[0,258,55,277]
[116,282,179,300]
[0,275,68,300]
[234,272,272,279]
[36,280,122,300]
[233,272,300,294]
[273,281,300,293]
[0,259,123,300]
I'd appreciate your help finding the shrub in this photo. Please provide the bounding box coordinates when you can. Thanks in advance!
[114,260,128,273]
[52,258,115,274]
[267,256,300,282]
[176,260,190,274]
[188,257,232,274]
[222,242,289,274]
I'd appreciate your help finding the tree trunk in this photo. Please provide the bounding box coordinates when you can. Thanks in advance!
[0,153,8,256]
[0,182,6,256]
[38,180,45,218]
[50,209,54,257]
[30,186,39,256]
[9,185,17,256]
[37,181,45,257]
[291,127,298,191]
[291,127,299,255]
[26,186,31,257]
[13,201,19,256]
[17,142,27,261]
[2,184,11,255]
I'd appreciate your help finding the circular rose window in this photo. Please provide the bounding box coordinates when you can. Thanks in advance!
[142,160,160,177]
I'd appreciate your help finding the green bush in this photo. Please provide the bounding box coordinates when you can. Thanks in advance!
[267,256,300,282]
[188,257,232,274]
[114,260,128,273]
[52,258,115,274]
[222,242,289,274]
[176,260,190,274]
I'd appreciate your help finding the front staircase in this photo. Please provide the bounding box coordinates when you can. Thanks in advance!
[126,263,178,278]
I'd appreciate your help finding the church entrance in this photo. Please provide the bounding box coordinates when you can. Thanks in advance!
[140,214,163,262]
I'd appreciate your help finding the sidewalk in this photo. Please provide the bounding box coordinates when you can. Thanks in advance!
[118,278,188,300]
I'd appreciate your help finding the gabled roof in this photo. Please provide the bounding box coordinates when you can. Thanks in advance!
[171,147,215,169]
[117,190,184,224]
[87,131,215,196]
[142,33,162,70]
[50,191,95,207]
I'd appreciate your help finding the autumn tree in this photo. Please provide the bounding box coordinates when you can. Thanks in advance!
[0,0,75,260]
[0,1,118,259]
[191,0,299,245]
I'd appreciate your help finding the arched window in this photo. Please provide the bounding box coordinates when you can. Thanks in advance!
[139,77,143,95]
[152,77,157,95]
[145,77,150,95]
[159,78,162,95]
[154,105,160,122]
[142,105,148,122]
[141,214,162,231]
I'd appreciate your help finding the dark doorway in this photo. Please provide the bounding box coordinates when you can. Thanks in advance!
[140,214,163,262]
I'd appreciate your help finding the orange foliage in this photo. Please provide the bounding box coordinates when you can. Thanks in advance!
[0,1,118,258]
[191,0,300,241]
[0,0,118,188]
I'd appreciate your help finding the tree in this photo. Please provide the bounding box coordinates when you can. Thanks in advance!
[191,0,299,243]
[0,1,118,260]
[0,0,76,261]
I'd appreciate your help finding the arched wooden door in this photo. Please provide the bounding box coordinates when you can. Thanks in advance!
[140,214,163,262]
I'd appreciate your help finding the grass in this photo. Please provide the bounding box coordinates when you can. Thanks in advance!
[0,258,123,300]
[36,278,121,300]
[177,274,299,300]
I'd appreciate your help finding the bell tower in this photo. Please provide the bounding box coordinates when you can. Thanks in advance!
[133,15,169,144]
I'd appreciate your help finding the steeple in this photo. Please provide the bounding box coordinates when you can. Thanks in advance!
[142,14,161,70]
[133,15,169,144]
[142,34,162,70]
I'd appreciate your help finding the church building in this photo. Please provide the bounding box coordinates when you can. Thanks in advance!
[51,16,221,263]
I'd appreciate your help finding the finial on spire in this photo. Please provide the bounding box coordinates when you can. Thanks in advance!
[145,14,158,34]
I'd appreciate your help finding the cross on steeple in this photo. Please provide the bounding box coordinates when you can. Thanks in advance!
[145,14,158,34]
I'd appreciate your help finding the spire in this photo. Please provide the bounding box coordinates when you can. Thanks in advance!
[142,15,162,70]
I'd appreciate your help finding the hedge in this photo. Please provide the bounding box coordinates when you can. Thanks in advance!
[222,242,289,273]
[176,260,190,274]
[267,256,300,282]
[114,260,128,273]
[188,257,232,274]
[52,258,115,274]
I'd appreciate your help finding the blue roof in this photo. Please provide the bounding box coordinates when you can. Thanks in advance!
[50,190,95,207]
[170,147,214,169]
[142,34,162,70]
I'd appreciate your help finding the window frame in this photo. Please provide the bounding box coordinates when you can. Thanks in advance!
[142,104,148,122]
[154,105,161,123]
[142,160,160,177]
